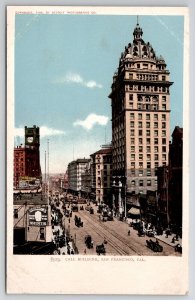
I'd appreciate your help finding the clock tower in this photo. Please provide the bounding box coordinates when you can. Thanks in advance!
[25,125,40,149]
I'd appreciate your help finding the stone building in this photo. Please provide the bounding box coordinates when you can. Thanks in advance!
[90,147,112,204]
[67,158,91,195]
[14,125,41,188]
[109,21,173,197]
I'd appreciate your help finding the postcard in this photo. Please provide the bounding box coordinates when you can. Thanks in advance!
[7,6,189,294]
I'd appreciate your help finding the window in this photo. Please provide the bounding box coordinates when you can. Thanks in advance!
[162,96,166,103]
[139,154,143,160]
[155,162,158,169]
[139,170,143,176]
[131,169,135,175]
[154,146,158,153]
[129,102,133,109]
[131,180,135,187]
[139,130,143,136]
[146,122,150,128]
[131,146,135,152]
[147,169,151,176]
[153,104,158,110]
[139,138,143,144]
[162,146,166,152]
[147,154,151,161]
[40,228,45,240]
[139,146,143,152]
[147,180,151,186]
[138,104,142,110]
[130,113,134,120]
[137,64,140,68]
[138,122,142,128]
[146,130,150,136]
[154,138,158,145]
[146,138,151,145]
[131,138,135,144]
[139,180,144,187]
[139,162,143,168]
[162,122,166,129]
[155,154,159,160]
[129,73,133,79]
[162,138,166,145]
[146,114,150,120]
[154,114,158,120]
[162,130,166,137]
[131,154,135,160]
[138,113,142,120]
[162,154,166,161]
[131,162,135,168]
[14,209,18,219]
[146,104,150,110]
[154,130,158,137]
[154,122,158,128]
[129,94,133,100]
[147,162,151,169]
[162,104,166,110]
[130,130,134,136]
[162,114,166,121]
[162,75,166,81]
[143,64,148,69]
[147,146,151,153]
[130,121,134,128]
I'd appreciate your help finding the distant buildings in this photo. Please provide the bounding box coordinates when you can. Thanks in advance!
[67,158,91,195]
[109,21,172,198]
[14,125,41,188]
[90,147,112,204]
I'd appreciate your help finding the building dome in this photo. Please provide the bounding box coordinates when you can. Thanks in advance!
[118,21,165,67]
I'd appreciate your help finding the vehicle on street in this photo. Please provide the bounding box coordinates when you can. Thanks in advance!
[146,239,163,252]
[90,207,94,214]
[72,204,78,212]
[84,235,93,249]
[175,243,182,253]
[96,243,106,255]
[74,215,83,227]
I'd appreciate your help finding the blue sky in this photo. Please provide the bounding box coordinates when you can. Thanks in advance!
[14,14,184,173]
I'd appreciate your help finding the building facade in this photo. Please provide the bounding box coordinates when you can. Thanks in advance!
[157,126,183,230]
[14,125,41,188]
[90,147,112,204]
[109,21,173,195]
[67,158,91,194]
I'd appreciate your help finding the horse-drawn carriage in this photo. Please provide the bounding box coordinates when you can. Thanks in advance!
[96,243,106,255]
[146,239,163,252]
[74,215,83,227]
[90,207,94,214]
[84,235,93,249]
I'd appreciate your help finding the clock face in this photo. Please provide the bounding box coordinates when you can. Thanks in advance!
[27,137,33,143]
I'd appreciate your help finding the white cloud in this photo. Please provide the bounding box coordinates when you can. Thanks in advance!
[14,126,66,138]
[73,113,109,130]
[53,72,103,89]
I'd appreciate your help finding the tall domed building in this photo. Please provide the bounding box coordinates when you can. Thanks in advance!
[109,20,173,196]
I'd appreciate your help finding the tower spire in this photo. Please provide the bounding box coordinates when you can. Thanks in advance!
[137,15,139,25]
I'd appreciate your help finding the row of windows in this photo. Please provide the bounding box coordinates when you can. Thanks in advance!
[130,146,166,152]
[130,121,166,128]
[130,130,167,139]
[129,103,167,110]
[135,73,166,81]
[130,113,166,121]
[130,179,158,187]
[131,161,166,169]
[130,153,166,160]
[126,84,169,93]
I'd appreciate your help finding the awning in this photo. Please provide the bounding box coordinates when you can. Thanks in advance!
[128,207,140,215]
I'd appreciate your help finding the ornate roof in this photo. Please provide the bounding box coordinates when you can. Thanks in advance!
[118,21,166,67]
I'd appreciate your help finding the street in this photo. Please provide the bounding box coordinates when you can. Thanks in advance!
[62,201,181,256]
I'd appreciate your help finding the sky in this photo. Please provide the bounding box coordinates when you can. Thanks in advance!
[14,14,184,174]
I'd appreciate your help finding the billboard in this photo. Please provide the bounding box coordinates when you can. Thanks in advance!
[28,207,48,226]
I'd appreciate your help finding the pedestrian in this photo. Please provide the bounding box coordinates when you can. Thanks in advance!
[69,218,70,223]
[84,248,86,255]
[172,237,175,244]
[128,230,130,236]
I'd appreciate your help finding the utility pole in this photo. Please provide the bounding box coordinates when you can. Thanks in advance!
[47,139,50,205]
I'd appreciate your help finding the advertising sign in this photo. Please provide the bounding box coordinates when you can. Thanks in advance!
[28,207,48,226]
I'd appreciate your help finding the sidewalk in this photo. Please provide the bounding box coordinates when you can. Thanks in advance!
[155,233,182,248]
